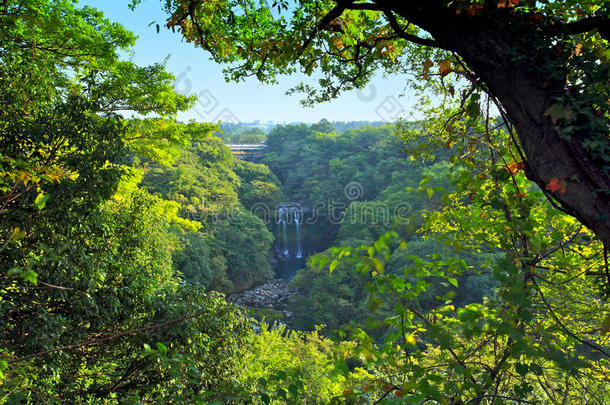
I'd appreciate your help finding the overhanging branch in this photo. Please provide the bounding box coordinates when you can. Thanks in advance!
[8,309,213,364]
[555,16,610,41]
[299,1,451,57]
[382,9,451,51]
[298,2,350,56]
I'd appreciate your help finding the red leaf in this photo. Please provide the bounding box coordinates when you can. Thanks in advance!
[505,161,525,173]
[545,178,566,194]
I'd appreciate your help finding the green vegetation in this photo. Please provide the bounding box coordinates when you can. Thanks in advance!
[237,323,370,404]
[2,0,610,404]
[262,123,434,250]
[0,2,252,402]
[136,132,277,291]
[217,123,268,144]
[163,0,610,246]
[259,123,497,336]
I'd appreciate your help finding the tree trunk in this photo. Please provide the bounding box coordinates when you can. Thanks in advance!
[394,4,610,246]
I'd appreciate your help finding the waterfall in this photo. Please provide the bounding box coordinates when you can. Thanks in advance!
[294,210,302,258]
[279,207,288,255]
[275,203,306,280]
[277,204,304,259]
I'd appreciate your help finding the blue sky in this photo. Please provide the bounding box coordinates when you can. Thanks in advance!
[83,0,416,123]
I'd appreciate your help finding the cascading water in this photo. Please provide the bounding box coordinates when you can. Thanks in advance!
[275,203,306,280]
[294,210,302,258]
[279,207,288,255]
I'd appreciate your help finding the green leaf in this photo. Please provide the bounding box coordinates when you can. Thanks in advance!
[544,103,572,124]
[9,268,38,284]
[333,358,349,375]
[329,259,338,273]
[529,364,543,376]
[317,256,329,270]
[0,360,7,379]
[34,191,49,209]
[489,197,505,210]
[465,94,481,118]
[515,362,529,376]
[155,342,168,354]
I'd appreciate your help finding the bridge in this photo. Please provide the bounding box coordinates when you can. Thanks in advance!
[226,144,266,160]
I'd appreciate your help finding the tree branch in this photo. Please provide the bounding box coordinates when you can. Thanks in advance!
[560,16,610,41]
[8,309,212,364]
[382,10,451,51]
[298,2,350,56]
[531,278,610,358]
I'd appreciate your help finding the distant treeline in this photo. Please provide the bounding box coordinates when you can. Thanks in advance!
[216,119,387,144]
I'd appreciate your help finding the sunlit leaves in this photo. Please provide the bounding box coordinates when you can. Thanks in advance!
[0,2,254,401]
[438,59,452,76]
[305,116,610,402]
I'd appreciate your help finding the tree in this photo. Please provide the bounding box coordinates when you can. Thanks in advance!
[1,1,252,401]
[309,118,610,403]
[233,159,283,213]
[215,208,275,290]
[150,0,610,246]
[237,322,369,404]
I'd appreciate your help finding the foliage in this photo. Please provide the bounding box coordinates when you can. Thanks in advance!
[260,122,498,336]
[233,159,282,214]
[262,123,431,252]
[215,208,275,290]
[153,0,610,248]
[3,0,610,403]
[0,1,253,402]
[237,322,370,404]
[311,120,610,403]
[289,259,371,336]
[137,132,277,292]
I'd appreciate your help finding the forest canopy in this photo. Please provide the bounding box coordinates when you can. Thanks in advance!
[154,0,610,247]
[1,0,610,404]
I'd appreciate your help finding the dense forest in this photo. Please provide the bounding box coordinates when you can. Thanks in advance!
[2,0,609,404]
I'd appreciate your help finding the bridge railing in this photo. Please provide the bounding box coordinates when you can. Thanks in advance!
[225,144,267,151]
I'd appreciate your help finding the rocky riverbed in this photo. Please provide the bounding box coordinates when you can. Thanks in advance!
[228,279,297,311]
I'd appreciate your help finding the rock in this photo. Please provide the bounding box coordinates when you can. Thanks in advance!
[228,279,296,310]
